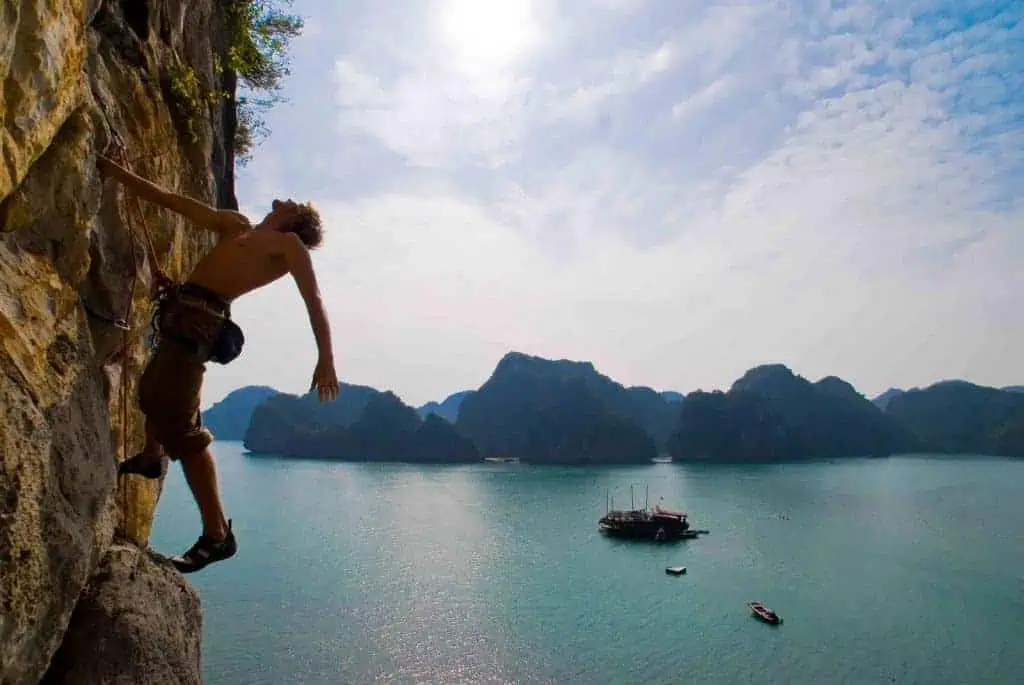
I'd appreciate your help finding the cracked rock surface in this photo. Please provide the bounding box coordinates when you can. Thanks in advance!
[1,1,236,682]
[40,544,204,685]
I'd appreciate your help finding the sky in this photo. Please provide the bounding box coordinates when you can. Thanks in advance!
[206,0,1024,410]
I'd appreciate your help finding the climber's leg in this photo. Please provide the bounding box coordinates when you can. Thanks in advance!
[145,353,237,573]
[181,446,228,539]
[128,297,237,572]
[119,349,172,479]
[169,445,237,574]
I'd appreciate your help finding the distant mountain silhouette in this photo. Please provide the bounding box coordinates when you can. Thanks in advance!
[667,364,923,462]
[454,352,671,464]
[209,354,1023,464]
[201,385,279,440]
[416,390,473,423]
[874,383,1024,409]
[870,388,906,411]
[244,383,478,462]
[244,382,378,453]
[884,380,1024,457]
[622,385,682,448]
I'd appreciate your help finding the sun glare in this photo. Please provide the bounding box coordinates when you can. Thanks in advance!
[436,0,538,75]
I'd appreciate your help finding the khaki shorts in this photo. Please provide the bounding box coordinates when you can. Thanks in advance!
[138,286,228,461]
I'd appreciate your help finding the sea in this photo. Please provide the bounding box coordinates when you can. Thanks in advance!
[149,442,1024,685]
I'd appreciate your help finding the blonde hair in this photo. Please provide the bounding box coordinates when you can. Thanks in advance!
[288,202,323,249]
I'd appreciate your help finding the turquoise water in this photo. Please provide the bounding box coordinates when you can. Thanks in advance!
[150,443,1024,684]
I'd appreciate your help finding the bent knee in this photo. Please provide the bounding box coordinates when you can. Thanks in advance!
[160,427,214,462]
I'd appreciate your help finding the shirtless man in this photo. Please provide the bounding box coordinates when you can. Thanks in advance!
[97,154,340,573]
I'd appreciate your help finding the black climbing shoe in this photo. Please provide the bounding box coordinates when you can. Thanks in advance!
[171,520,238,574]
[118,452,165,480]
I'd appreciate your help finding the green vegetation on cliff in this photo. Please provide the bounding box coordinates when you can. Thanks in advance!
[224,0,304,164]
[155,0,303,160]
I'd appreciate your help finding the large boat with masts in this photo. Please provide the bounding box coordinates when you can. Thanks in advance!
[598,483,702,542]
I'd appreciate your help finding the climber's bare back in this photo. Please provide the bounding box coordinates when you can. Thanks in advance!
[185,216,293,301]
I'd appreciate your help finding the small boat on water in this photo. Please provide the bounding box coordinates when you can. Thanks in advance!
[665,566,687,575]
[748,601,782,625]
[484,455,520,463]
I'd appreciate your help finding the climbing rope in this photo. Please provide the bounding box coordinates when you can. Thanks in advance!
[121,177,172,450]
[99,139,172,543]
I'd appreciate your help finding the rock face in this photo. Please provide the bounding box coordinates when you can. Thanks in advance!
[40,545,203,685]
[1,1,235,683]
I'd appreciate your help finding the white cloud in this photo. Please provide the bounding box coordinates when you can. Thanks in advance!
[591,0,647,11]
[201,0,1024,408]
[333,57,535,169]
[330,2,770,169]
[670,75,736,122]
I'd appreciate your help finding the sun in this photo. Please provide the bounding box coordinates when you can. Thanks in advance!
[435,0,539,75]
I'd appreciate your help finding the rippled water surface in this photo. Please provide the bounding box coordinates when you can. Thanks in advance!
[150,445,1024,684]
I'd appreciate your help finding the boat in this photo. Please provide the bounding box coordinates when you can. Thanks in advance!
[748,601,782,625]
[665,566,687,575]
[598,485,697,542]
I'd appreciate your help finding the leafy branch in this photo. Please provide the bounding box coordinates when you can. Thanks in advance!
[223,0,304,166]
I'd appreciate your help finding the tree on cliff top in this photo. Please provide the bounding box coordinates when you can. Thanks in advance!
[225,0,303,165]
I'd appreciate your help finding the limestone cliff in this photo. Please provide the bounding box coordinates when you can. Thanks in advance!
[41,545,204,685]
[1,0,237,682]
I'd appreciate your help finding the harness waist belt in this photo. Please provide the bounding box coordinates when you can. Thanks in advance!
[177,282,231,316]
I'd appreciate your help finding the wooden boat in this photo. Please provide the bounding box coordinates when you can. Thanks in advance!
[665,566,687,575]
[598,487,695,542]
[748,601,782,625]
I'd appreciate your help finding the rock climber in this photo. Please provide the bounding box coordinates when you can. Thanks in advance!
[97,154,341,573]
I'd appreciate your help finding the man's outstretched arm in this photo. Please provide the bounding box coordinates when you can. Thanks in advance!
[97,155,246,237]
[280,232,339,401]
